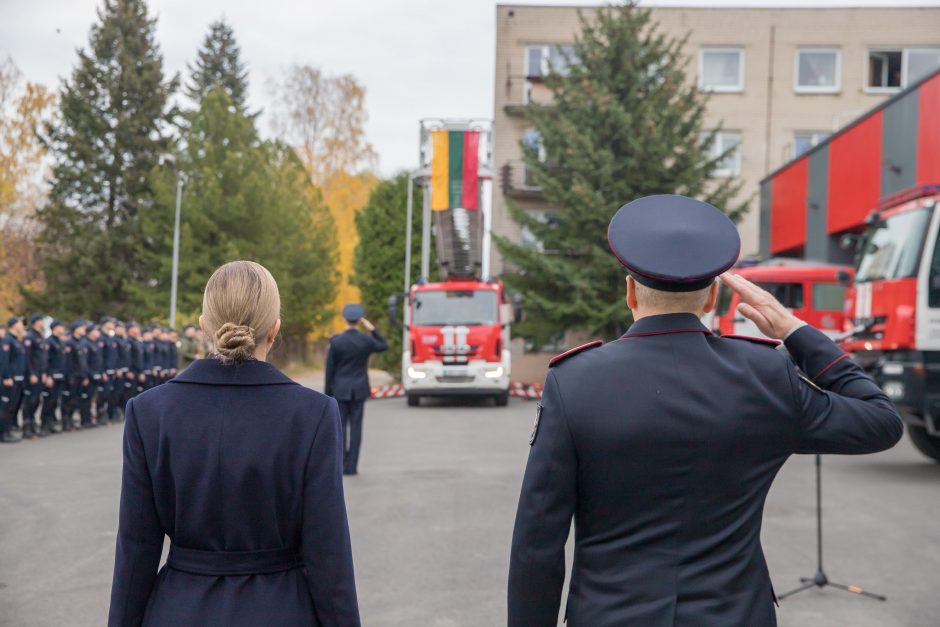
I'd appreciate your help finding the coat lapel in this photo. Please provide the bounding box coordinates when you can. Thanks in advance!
[172,359,295,386]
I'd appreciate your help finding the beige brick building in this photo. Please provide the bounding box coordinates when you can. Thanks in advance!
[492,4,940,273]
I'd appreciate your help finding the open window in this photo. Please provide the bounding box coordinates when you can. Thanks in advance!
[867,48,940,91]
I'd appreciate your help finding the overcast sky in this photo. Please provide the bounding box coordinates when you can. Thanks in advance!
[3,0,939,175]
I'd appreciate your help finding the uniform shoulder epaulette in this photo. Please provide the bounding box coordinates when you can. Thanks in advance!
[722,334,781,347]
[549,340,603,368]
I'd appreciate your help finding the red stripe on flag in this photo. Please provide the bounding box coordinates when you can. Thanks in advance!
[461,131,480,209]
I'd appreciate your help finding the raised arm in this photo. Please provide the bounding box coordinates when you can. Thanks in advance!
[108,399,164,626]
[508,369,576,626]
[302,397,361,626]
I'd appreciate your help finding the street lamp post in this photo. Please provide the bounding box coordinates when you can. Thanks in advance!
[169,173,184,330]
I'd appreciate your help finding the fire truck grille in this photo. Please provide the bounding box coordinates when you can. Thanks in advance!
[436,375,475,384]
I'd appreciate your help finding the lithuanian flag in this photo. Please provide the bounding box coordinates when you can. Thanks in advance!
[430,130,480,210]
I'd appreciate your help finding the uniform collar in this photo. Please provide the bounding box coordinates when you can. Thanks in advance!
[622,313,712,338]
[172,358,295,386]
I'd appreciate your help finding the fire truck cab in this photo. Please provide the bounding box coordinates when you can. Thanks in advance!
[712,261,853,339]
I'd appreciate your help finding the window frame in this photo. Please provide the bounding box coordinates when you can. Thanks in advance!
[904,47,940,87]
[863,47,940,93]
[706,130,742,177]
[793,47,842,94]
[698,47,745,93]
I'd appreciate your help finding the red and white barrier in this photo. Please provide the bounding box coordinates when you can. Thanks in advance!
[369,382,543,400]
[370,384,406,399]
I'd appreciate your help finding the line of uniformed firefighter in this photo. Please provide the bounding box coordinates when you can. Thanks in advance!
[0,316,183,444]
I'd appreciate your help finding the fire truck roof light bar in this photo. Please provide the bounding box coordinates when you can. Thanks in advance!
[876,184,940,212]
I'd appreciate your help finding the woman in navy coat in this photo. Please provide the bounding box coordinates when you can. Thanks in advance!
[108,261,360,626]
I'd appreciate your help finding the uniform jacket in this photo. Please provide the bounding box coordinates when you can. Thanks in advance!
[324,329,388,401]
[83,337,103,377]
[103,334,120,372]
[65,336,89,380]
[128,337,144,374]
[44,336,66,378]
[1,335,26,379]
[24,329,44,376]
[508,313,903,627]
[108,358,360,627]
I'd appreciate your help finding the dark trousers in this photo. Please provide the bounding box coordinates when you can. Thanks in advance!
[67,379,91,426]
[338,399,366,474]
[23,381,42,425]
[41,379,64,428]
[108,375,123,420]
[0,382,22,433]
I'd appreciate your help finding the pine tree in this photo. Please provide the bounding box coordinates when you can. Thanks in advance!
[134,88,338,336]
[353,174,432,373]
[186,19,250,109]
[30,0,177,319]
[495,3,746,340]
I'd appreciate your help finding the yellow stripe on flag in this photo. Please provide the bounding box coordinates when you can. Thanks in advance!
[431,130,449,210]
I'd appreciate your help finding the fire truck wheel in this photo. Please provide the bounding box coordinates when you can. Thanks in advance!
[494,392,509,407]
[407,394,421,407]
[908,425,940,463]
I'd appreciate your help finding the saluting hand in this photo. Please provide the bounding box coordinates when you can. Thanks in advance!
[719,272,803,341]
[360,318,375,332]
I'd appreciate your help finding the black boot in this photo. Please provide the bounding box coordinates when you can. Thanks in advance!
[1,426,22,443]
[22,421,36,439]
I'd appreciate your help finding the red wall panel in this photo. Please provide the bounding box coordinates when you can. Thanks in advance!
[770,158,808,254]
[827,111,882,233]
[917,73,940,186]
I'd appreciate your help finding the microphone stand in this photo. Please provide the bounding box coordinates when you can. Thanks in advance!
[778,323,885,602]
[776,454,885,602]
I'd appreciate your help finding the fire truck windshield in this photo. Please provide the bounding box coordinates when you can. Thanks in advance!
[856,207,932,282]
[413,290,499,326]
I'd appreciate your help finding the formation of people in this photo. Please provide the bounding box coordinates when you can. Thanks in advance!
[0,316,207,443]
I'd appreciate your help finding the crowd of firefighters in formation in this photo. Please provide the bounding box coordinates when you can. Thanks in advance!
[0,315,208,443]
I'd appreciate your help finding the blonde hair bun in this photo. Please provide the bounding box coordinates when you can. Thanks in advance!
[214,322,256,363]
[202,261,281,365]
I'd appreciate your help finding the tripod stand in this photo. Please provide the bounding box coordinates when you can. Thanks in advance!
[777,454,886,602]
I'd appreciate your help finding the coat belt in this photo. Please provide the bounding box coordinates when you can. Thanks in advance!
[166,544,303,576]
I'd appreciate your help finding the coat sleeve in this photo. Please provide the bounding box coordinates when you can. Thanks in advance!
[303,397,361,626]
[369,330,388,353]
[784,324,903,454]
[108,399,165,627]
[324,340,335,397]
[508,369,576,627]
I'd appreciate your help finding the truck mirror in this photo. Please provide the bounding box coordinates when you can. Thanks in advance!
[512,292,523,324]
[387,294,399,326]
[839,233,860,252]
[836,270,852,285]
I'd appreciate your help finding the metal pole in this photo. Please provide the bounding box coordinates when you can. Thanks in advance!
[481,178,492,278]
[420,185,431,279]
[404,173,414,293]
[169,175,183,330]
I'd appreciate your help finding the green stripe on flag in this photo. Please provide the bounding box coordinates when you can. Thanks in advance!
[448,131,464,209]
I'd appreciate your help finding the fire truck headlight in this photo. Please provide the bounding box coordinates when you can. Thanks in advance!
[883,381,905,400]
[483,366,504,379]
[881,362,904,376]
[407,367,427,380]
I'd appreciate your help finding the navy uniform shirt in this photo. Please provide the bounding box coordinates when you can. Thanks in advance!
[65,337,89,380]
[115,336,130,370]
[44,336,66,379]
[1,334,27,379]
[24,329,45,377]
[128,338,144,375]
[142,340,155,372]
[103,334,120,372]
[324,329,388,401]
[508,314,903,627]
[83,337,104,377]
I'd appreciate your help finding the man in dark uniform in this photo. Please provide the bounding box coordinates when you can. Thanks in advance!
[100,317,122,422]
[508,195,904,627]
[1,317,28,440]
[22,314,46,438]
[83,324,107,425]
[65,321,91,430]
[325,304,388,476]
[41,320,68,434]
[126,322,146,396]
[112,321,130,419]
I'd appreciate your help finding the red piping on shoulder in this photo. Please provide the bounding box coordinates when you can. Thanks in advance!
[549,340,603,366]
[722,334,781,347]
[812,353,850,382]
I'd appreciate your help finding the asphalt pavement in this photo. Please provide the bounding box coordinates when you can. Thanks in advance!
[1,387,939,626]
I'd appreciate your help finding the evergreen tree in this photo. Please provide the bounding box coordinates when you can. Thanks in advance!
[495,3,746,340]
[30,0,176,319]
[135,88,337,336]
[353,173,431,373]
[186,19,250,109]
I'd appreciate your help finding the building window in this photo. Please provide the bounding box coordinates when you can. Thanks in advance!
[793,131,829,157]
[699,48,744,92]
[704,131,742,177]
[867,48,940,91]
[521,129,545,188]
[525,45,576,78]
[519,210,558,252]
[794,48,841,93]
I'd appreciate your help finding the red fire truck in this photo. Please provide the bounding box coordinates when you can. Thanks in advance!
[712,260,852,339]
[392,120,519,407]
[760,67,940,461]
